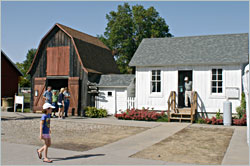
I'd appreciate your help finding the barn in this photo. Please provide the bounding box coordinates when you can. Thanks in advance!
[129,33,249,122]
[96,74,135,115]
[27,23,119,115]
[1,50,23,98]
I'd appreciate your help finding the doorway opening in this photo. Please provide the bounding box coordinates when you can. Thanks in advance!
[47,79,68,91]
[178,70,192,108]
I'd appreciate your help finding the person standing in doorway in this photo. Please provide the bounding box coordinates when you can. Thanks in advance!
[184,77,192,107]
[43,86,52,104]
[57,88,65,119]
[51,90,58,118]
[63,87,70,117]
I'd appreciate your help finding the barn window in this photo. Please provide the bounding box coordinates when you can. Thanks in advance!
[151,70,161,93]
[108,92,112,96]
[211,69,223,93]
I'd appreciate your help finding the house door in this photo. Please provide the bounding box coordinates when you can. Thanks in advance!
[33,77,46,112]
[178,70,192,108]
[68,77,79,116]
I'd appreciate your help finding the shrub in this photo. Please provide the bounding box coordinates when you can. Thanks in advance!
[115,108,165,121]
[216,109,222,119]
[84,107,108,118]
[236,93,246,119]
[197,118,205,124]
[156,115,169,122]
[204,118,211,124]
[233,114,246,126]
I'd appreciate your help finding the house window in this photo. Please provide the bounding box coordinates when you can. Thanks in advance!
[211,69,223,93]
[108,92,112,96]
[151,70,161,93]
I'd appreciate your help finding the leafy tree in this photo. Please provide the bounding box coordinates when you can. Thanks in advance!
[16,48,37,87]
[99,3,172,73]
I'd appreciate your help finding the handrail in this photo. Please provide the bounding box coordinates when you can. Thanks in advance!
[167,91,176,122]
[190,91,197,123]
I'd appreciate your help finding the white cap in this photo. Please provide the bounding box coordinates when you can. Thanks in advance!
[43,103,55,109]
[184,77,189,81]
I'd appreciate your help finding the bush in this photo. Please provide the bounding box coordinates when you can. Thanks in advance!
[84,107,108,118]
[236,93,246,119]
[236,106,246,119]
[216,109,222,119]
[115,108,165,121]
[156,115,169,122]
[202,117,223,125]
[197,118,205,124]
[233,114,246,126]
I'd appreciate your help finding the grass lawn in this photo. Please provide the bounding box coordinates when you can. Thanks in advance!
[131,125,234,165]
[16,108,31,113]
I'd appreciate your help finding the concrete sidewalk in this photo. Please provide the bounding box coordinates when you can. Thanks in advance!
[1,112,249,165]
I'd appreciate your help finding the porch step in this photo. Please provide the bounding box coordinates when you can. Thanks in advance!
[175,108,195,114]
[171,112,192,116]
[170,117,191,120]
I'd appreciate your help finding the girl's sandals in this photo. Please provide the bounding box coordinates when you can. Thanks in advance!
[43,159,53,163]
[36,149,42,159]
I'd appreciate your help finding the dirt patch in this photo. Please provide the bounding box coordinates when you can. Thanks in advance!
[1,118,149,151]
[131,125,234,165]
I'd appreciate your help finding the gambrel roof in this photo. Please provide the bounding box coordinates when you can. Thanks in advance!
[28,23,119,74]
[129,33,249,67]
[97,74,135,87]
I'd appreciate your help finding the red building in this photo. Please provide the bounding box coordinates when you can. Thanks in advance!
[1,50,23,98]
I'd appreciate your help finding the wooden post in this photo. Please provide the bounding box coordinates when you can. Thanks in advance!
[173,92,176,111]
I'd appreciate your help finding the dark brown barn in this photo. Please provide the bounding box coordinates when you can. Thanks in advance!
[27,23,119,115]
[1,50,23,98]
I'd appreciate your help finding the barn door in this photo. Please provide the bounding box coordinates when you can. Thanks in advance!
[47,46,70,76]
[33,77,46,112]
[68,77,79,116]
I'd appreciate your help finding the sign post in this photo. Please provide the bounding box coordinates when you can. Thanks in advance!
[14,95,24,112]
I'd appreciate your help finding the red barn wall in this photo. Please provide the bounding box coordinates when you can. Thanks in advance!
[1,55,20,98]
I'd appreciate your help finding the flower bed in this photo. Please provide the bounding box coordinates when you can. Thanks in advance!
[197,114,246,126]
[115,108,166,121]
[232,114,247,126]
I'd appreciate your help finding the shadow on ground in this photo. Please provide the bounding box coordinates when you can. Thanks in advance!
[51,154,105,161]
[1,116,41,121]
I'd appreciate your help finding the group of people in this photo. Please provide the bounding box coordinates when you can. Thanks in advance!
[36,86,71,163]
[43,86,71,119]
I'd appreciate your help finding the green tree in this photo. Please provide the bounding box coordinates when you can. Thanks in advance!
[16,48,37,87]
[99,3,172,73]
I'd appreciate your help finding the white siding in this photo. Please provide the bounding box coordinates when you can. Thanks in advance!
[116,89,127,112]
[97,87,127,115]
[136,64,242,114]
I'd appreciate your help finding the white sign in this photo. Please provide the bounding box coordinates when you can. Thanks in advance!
[14,95,24,112]
[226,87,239,99]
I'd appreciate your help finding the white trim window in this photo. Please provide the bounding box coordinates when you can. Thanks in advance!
[211,68,223,93]
[151,70,161,93]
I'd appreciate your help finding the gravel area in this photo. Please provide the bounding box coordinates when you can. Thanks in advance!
[131,125,234,165]
[1,117,149,151]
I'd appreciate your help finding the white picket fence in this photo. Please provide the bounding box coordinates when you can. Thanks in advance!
[127,97,136,109]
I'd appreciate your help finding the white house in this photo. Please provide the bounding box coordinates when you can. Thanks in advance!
[129,33,249,117]
[96,74,135,115]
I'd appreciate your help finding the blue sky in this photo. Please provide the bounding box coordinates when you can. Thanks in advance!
[1,1,249,63]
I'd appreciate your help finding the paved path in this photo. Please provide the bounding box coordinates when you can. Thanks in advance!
[1,112,249,165]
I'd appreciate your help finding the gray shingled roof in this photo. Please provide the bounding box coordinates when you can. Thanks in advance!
[129,33,249,67]
[97,74,135,87]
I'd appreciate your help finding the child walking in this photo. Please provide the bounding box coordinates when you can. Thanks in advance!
[37,103,55,163]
